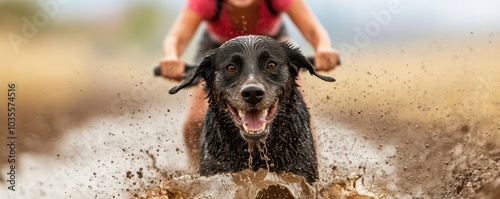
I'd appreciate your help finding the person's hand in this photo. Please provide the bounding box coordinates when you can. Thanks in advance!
[160,55,185,81]
[313,47,340,72]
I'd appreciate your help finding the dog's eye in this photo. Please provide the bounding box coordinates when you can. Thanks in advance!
[266,61,277,70]
[226,65,236,73]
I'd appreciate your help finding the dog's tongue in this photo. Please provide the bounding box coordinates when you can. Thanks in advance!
[242,110,267,132]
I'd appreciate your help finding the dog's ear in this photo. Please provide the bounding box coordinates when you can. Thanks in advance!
[281,42,336,82]
[169,52,214,94]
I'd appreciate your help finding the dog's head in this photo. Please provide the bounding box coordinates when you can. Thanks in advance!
[170,35,335,141]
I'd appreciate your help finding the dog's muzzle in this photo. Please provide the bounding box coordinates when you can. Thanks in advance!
[227,84,278,140]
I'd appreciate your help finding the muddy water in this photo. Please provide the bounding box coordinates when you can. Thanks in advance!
[134,169,385,199]
[1,34,499,198]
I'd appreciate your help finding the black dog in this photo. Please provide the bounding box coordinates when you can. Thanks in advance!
[169,35,335,183]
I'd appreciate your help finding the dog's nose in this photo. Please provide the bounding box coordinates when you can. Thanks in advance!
[241,85,265,105]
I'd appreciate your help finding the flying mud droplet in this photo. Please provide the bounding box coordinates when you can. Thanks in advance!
[126,171,134,179]
[136,170,143,179]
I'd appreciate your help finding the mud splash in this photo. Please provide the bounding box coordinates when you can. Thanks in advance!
[133,169,385,199]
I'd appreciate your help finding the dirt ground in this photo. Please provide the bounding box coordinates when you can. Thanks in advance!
[0,33,499,198]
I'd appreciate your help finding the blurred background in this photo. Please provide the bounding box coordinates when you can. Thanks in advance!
[0,0,499,198]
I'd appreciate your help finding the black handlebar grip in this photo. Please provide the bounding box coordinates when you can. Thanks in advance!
[153,64,198,77]
[154,66,162,76]
[154,56,319,77]
[305,57,341,66]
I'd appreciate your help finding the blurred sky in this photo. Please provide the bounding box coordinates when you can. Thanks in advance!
[47,0,500,51]
[2,0,500,56]
[58,0,500,32]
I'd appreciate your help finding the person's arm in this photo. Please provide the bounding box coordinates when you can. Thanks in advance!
[286,0,339,71]
[161,7,202,80]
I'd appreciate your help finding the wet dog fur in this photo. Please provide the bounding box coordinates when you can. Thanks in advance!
[169,35,335,183]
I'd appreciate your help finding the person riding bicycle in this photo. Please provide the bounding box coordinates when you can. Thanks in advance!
[160,0,340,167]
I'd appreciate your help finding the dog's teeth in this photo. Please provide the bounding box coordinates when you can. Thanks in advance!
[238,110,244,118]
[262,109,268,117]
[245,130,267,135]
[260,123,267,131]
[242,123,249,133]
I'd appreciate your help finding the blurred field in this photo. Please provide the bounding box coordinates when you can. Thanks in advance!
[309,37,500,198]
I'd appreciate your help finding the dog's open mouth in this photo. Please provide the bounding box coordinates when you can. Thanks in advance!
[227,102,278,140]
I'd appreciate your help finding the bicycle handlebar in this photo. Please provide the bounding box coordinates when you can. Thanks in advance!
[153,64,198,78]
[153,57,319,77]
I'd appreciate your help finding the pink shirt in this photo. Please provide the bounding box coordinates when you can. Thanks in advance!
[187,0,293,43]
